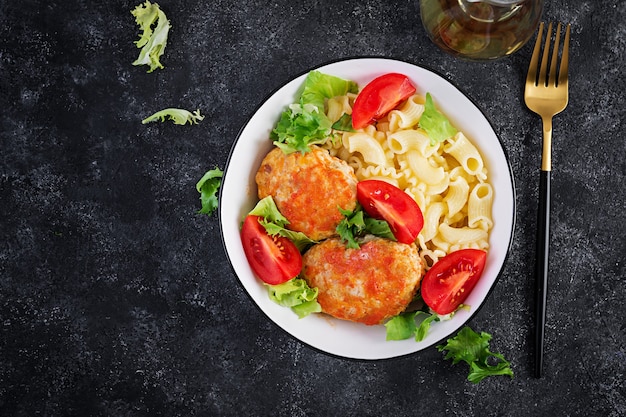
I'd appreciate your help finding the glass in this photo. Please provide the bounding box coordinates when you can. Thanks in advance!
[419,0,543,60]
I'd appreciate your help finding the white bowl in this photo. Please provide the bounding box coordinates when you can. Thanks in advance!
[219,58,515,360]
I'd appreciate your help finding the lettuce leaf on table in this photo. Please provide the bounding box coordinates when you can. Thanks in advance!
[142,108,205,125]
[131,1,171,73]
[437,326,514,384]
[196,168,223,216]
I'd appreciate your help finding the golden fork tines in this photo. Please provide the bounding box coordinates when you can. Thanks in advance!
[525,21,571,171]
[524,21,571,379]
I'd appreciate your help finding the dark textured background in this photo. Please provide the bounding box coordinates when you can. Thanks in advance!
[1,0,625,416]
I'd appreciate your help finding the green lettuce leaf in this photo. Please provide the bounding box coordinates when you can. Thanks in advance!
[271,104,332,154]
[331,113,355,132]
[131,1,171,72]
[249,196,316,251]
[249,199,319,317]
[267,278,322,318]
[271,71,358,154]
[385,311,439,341]
[142,108,205,125]
[300,71,358,112]
[363,217,395,241]
[414,313,439,342]
[437,326,514,384]
[336,206,366,249]
[196,168,223,216]
[385,311,418,340]
[419,93,458,146]
[248,196,289,226]
[336,204,395,249]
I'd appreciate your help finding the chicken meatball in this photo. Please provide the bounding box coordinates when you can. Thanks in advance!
[255,145,357,241]
[302,236,423,325]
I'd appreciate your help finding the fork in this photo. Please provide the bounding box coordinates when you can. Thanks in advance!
[524,21,571,378]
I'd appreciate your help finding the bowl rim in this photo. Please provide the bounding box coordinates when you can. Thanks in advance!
[218,56,517,361]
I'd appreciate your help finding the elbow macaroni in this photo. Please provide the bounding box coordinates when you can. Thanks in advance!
[322,93,494,269]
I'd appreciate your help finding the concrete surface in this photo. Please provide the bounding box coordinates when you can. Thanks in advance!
[1,0,624,415]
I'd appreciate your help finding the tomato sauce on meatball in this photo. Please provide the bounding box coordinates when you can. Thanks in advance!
[255,145,358,241]
[302,236,424,325]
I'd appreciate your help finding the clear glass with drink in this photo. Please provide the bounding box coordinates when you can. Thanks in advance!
[419,0,543,60]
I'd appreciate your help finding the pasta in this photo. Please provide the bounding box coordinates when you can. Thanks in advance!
[326,94,354,123]
[445,176,470,218]
[387,95,426,132]
[445,132,486,181]
[387,129,437,157]
[345,132,390,168]
[468,183,494,230]
[403,150,446,185]
[322,92,494,268]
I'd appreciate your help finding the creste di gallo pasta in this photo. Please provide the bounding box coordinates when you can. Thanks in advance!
[322,92,494,269]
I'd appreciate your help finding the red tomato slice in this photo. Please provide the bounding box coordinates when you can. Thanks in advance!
[421,249,487,315]
[240,215,303,285]
[356,179,424,244]
[351,73,417,129]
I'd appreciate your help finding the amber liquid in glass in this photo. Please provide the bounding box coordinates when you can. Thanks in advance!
[420,0,542,60]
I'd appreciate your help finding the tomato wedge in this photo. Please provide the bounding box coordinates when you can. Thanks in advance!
[240,215,302,285]
[351,73,417,129]
[356,179,424,244]
[421,249,487,315]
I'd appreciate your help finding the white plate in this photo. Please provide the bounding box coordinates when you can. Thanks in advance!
[219,58,515,360]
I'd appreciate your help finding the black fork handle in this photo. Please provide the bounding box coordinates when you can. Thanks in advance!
[534,169,550,378]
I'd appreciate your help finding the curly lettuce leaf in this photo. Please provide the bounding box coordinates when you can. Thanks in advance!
[196,168,223,216]
[142,108,205,125]
[267,278,322,318]
[336,206,366,249]
[271,104,331,154]
[336,204,395,249]
[437,326,514,384]
[131,1,171,72]
[419,93,458,146]
[249,196,316,251]
[271,71,358,154]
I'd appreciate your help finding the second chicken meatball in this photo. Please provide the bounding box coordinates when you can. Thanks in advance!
[302,236,424,325]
